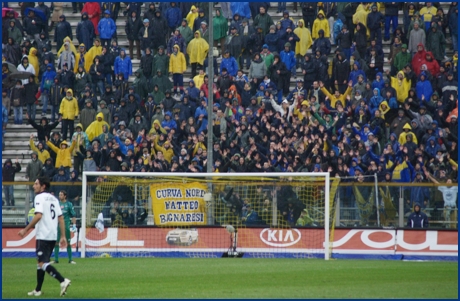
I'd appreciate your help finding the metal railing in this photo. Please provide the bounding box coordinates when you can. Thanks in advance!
[2,181,458,229]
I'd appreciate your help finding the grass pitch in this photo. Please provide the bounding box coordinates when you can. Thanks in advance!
[2,258,457,299]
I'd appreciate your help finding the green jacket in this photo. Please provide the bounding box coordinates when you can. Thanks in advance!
[151,89,165,106]
[26,158,43,183]
[178,24,193,44]
[151,73,173,95]
[60,201,76,224]
[261,52,274,75]
[393,51,412,72]
[253,13,274,35]
[426,25,446,61]
[213,8,228,40]
[8,26,23,45]
[133,68,148,101]
[153,52,170,77]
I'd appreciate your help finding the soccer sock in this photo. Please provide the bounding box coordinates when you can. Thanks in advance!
[67,245,72,261]
[43,263,65,283]
[36,266,45,292]
[54,246,59,262]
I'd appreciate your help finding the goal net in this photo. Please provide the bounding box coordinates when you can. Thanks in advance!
[81,172,340,260]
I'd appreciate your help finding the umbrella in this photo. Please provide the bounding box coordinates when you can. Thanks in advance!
[2,62,17,74]
[24,7,47,22]
[2,71,34,89]
[2,8,18,18]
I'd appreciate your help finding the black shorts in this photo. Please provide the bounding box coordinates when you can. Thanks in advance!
[36,240,56,263]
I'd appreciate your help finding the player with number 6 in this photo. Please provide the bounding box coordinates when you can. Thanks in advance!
[18,177,71,297]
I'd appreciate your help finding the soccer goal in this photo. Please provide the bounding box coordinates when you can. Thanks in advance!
[80,172,340,260]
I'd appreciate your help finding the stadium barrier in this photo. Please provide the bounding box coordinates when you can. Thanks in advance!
[3,181,457,229]
[2,227,457,261]
[2,178,458,261]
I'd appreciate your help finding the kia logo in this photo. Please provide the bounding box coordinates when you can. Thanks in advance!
[259,229,301,247]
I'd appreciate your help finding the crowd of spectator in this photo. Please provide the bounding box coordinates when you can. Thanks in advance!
[1,3,459,219]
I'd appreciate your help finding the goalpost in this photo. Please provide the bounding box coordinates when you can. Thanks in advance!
[81,172,340,260]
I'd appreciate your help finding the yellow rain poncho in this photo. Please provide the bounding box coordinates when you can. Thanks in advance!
[186,5,198,30]
[149,120,168,135]
[74,45,92,73]
[294,20,312,56]
[398,123,418,145]
[312,10,330,39]
[57,36,77,57]
[85,43,103,71]
[186,31,209,65]
[192,73,206,89]
[378,100,392,121]
[85,112,110,142]
[390,71,411,104]
[353,4,370,37]
[28,47,39,83]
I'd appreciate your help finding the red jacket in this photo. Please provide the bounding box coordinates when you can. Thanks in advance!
[82,2,101,35]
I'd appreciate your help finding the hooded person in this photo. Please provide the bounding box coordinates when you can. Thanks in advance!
[178,19,193,44]
[40,157,56,180]
[97,10,116,48]
[416,71,434,101]
[187,31,210,78]
[96,124,114,147]
[353,3,370,37]
[186,5,199,30]
[149,119,168,135]
[29,135,51,164]
[59,89,79,141]
[82,2,102,35]
[27,48,40,83]
[160,111,177,132]
[312,29,332,56]
[407,202,429,228]
[407,103,434,133]
[348,61,367,85]
[294,19,313,58]
[80,98,96,130]
[151,69,174,94]
[114,48,133,81]
[86,39,103,72]
[369,88,384,117]
[151,85,165,107]
[422,52,440,77]
[213,8,228,54]
[73,43,87,72]
[46,136,76,172]
[388,70,412,104]
[253,6,274,36]
[86,112,110,142]
[76,12,95,51]
[152,46,170,77]
[27,112,61,142]
[411,43,427,75]
[320,80,353,108]
[57,41,76,71]
[398,123,419,145]
[312,10,331,39]
[71,123,90,172]
[54,14,73,51]
[57,36,78,58]
[4,37,22,66]
[132,68,148,102]
[17,55,36,85]
[169,44,187,93]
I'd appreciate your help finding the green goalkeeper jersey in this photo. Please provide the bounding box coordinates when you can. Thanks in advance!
[60,201,76,225]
